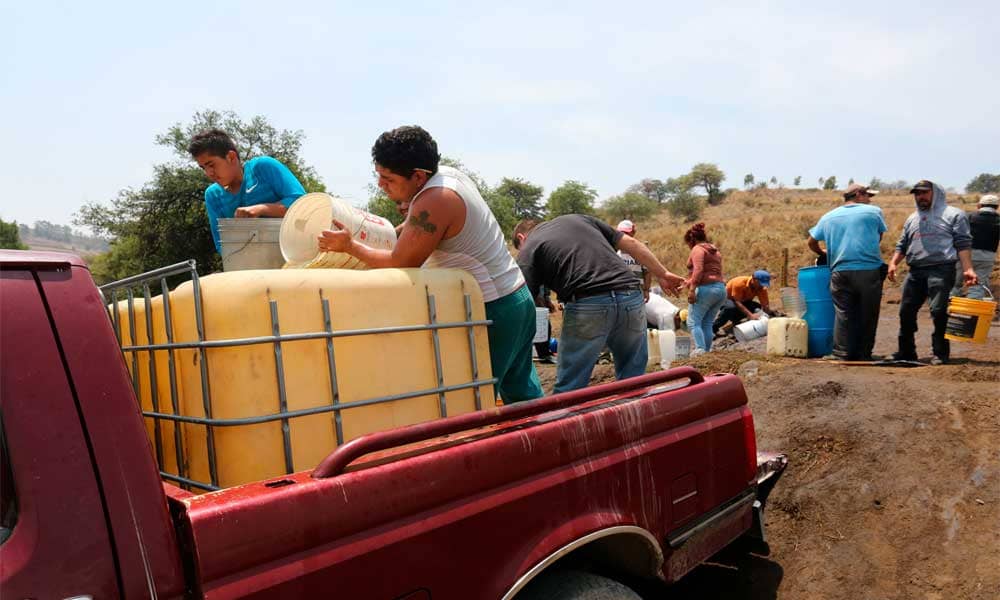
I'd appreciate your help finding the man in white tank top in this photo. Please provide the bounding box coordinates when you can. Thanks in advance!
[318,126,543,403]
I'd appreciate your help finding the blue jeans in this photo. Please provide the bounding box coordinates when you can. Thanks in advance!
[555,290,647,393]
[687,282,727,352]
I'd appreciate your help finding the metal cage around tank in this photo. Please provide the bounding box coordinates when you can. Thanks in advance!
[99,261,496,492]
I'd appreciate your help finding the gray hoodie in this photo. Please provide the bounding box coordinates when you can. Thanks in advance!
[895,183,972,267]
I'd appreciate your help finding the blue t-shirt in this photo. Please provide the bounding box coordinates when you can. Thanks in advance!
[809,204,888,272]
[204,156,306,251]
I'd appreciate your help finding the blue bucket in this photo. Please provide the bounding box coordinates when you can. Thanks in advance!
[798,266,834,357]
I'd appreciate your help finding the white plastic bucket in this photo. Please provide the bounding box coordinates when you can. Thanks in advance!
[280,193,397,269]
[646,292,679,329]
[734,314,769,343]
[218,218,286,271]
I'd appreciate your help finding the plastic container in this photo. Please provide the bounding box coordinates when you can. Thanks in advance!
[779,287,807,319]
[646,292,679,329]
[114,268,494,490]
[280,193,397,269]
[533,308,550,343]
[945,288,997,344]
[658,328,676,369]
[733,314,769,343]
[675,334,691,358]
[646,329,661,368]
[798,266,834,357]
[218,218,286,271]
[766,317,808,357]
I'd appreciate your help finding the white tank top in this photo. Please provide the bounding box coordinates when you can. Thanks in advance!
[412,166,524,302]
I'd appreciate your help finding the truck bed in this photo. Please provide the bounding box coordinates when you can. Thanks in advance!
[173,369,758,599]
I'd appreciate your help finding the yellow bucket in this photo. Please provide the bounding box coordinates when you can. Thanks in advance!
[945,287,997,344]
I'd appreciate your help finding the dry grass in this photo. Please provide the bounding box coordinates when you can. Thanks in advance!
[633,189,990,303]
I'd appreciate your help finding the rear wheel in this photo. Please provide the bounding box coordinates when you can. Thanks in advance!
[517,570,642,600]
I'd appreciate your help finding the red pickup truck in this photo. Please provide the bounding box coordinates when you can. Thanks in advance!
[0,250,785,599]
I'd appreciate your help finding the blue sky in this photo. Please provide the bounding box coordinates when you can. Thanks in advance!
[3,1,998,230]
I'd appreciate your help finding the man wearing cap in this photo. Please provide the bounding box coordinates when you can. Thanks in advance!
[807,183,889,360]
[712,271,777,335]
[616,220,653,300]
[887,180,977,365]
[512,216,685,393]
[950,194,998,300]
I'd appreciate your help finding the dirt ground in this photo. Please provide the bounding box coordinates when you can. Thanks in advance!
[534,298,1000,600]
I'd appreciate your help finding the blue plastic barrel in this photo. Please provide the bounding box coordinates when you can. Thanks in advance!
[798,266,834,357]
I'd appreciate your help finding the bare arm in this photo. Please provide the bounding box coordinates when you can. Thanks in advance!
[235,203,288,218]
[807,236,826,258]
[887,250,905,282]
[616,235,685,293]
[318,188,462,268]
[957,248,977,286]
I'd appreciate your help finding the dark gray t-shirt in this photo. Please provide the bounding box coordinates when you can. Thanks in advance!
[517,215,640,302]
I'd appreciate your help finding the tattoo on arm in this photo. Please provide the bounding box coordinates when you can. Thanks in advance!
[408,210,438,234]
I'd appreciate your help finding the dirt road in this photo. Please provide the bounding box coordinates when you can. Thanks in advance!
[536,304,999,599]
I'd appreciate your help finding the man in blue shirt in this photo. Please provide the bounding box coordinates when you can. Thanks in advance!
[187,129,306,252]
[808,183,888,361]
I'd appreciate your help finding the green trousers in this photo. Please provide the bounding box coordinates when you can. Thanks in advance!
[484,286,544,404]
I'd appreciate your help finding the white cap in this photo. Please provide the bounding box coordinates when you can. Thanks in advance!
[616,219,635,233]
[980,194,999,208]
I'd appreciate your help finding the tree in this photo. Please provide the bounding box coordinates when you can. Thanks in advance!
[602,192,657,222]
[688,163,726,205]
[769,176,778,187]
[743,173,755,189]
[494,178,545,220]
[818,177,824,186]
[868,177,884,190]
[626,179,670,204]
[794,176,802,187]
[547,181,597,217]
[77,111,325,283]
[848,177,855,186]
[967,173,1000,194]
[156,110,325,192]
[823,176,838,191]
[0,218,28,249]
[667,190,703,223]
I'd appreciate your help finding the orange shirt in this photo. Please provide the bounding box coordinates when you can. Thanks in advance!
[726,276,769,306]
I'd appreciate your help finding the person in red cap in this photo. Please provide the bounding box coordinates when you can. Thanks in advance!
[615,220,652,302]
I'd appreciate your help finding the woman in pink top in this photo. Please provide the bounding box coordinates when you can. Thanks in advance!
[684,223,726,354]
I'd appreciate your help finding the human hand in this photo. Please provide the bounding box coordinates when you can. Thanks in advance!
[317,219,353,253]
[235,204,267,218]
[749,313,761,320]
[658,273,686,295]
[887,263,897,283]
[643,289,650,303]
[963,268,978,288]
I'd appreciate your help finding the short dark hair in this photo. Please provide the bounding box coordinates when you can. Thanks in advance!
[187,129,238,160]
[371,126,440,177]
[512,219,540,250]
[684,222,709,245]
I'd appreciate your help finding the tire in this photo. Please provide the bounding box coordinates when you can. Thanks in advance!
[517,570,642,600]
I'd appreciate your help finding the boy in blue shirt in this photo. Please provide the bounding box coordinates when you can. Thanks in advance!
[187,129,306,252]
[808,183,888,361]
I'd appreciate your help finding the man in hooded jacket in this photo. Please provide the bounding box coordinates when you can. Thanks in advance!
[887,180,977,364]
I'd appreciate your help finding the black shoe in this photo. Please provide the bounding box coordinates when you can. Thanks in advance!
[891,352,918,362]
